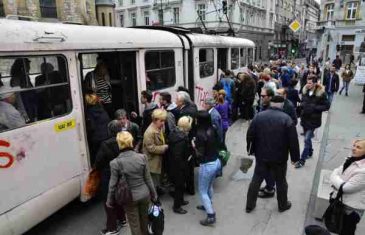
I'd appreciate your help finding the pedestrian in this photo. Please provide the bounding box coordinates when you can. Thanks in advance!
[114,109,141,151]
[279,67,292,88]
[295,76,330,168]
[339,64,354,96]
[276,88,298,126]
[330,139,365,235]
[246,95,300,213]
[332,55,343,71]
[259,87,275,112]
[138,90,158,134]
[168,116,193,214]
[159,92,177,136]
[143,109,169,195]
[286,79,301,110]
[193,111,221,226]
[237,73,256,121]
[85,93,110,164]
[94,120,126,235]
[215,90,230,144]
[106,131,158,235]
[203,97,224,144]
[323,66,340,106]
[219,70,235,105]
[361,85,365,114]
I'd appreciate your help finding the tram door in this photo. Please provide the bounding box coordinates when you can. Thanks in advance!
[217,48,228,71]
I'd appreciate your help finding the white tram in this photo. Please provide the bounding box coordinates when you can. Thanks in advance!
[0,19,254,234]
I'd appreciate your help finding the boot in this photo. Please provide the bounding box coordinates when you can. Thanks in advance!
[200,213,216,226]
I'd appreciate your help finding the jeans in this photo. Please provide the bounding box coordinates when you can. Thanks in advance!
[328,92,334,106]
[246,162,288,209]
[199,158,221,214]
[301,129,315,162]
[340,81,350,95]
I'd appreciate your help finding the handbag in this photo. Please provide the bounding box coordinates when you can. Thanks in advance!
[115,161,133,205]
[148,201,164,235]
[82,169,101,200]
[322,183,346,234]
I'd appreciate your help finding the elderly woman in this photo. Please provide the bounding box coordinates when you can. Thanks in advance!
[330,139,365,235]
[168,116,193,214]
[143,109,169,194]
[107,131,157,235]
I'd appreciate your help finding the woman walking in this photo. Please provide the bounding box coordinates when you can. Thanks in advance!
[340,64,354,96]
[107,131,157,235]
[194,111,221,226]
[215,90,230,143]
[330,139,365,235]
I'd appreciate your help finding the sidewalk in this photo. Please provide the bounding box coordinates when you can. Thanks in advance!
[305,82,365,233]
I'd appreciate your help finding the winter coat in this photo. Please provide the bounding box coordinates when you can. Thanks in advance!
[324,73,340,93]
[195,127,219,164]
[246,107,300,164]
[85,104,110,144]
[107,149,157,205]
[330,158,365,210]
[238,77,256,103]
[215,101,230,131]
[280,72,291,88]
[300,84,330,130]
[168,128,190,172]
[341,69,354,82]
[209,107,224,143]
[332,58,342,70]
[287,87,301,108]
[177,102,198,120]
[283,99,298,126]
[142,124,167,174]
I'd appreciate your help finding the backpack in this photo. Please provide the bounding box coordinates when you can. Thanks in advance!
[221,79,233,103]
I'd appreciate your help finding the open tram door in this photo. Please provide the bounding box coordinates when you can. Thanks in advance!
[217,48,228,80]
[78,51,139,165]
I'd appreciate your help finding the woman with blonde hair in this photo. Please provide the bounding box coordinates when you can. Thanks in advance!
[107,131,157,235]
[215,90,230,144]
[85,93,110,164]
[330,139,365,235]
[143,109,169,195]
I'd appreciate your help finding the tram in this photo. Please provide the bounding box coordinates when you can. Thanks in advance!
[0,19,255,234]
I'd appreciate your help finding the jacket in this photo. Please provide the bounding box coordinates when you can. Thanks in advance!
[141,103,158,134]
[168,128,190,171]
[195,127,219,164]
[107,150,157,205]
[85,104,110,144]
[142,124,167,174]
[215,101,230,131]
[330,158,365,210]
[300,84,330,130]
[287,87,301,108]
[283,99,298,126]
[238,78,256,103]
[177,102,198,120]
[209,107,224,143]
[341,70,354,82]
[324,73,340,93]
[246,107,300,163]
[332,58,342,70]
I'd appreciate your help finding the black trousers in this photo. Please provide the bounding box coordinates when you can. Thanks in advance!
[246,161,288,209]
[185,159,195,194]
[173,166,186,209]
[362,92,365,113]
[340,211,361,235]
[240,100,254,120]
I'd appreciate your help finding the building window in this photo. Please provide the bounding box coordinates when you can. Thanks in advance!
[342,35,355,41]
[325,3,334,21]
[158,9,163,25]
[346,2,358,20]
[109,13,113,26]
[240,8,244,23]
[231,48,239,70]
[144,11,150,25]
[101,12,106,26]
[0,55,72,132]
[118,0,123,6]
[199,49,214,78]
[173,8,180,24]
[131,12,136,26]
[39,0,57,18]
[145,51,176,91]
[0,0,5,17]
[131,0,135,5]
[120,14,124,27]
[198,4,206,21]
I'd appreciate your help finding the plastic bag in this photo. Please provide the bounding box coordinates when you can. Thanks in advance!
[82,169,101,200]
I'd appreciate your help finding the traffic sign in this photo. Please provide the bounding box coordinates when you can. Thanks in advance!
[289,20,301,33]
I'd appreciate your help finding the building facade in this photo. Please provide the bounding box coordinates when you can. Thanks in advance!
[317,0,365,64]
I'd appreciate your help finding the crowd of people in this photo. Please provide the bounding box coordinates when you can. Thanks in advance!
[83,57,365,235]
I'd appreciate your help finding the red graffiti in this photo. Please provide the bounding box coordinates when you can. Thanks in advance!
[0,140,15,169]
[152,91,161,103]
[195,85,210,107]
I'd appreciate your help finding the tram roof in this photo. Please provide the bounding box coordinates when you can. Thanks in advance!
[0,19,183,52]
[186,34,255,48]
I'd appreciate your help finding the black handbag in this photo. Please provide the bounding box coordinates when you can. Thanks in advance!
[323,183,346,234]
[115,161,133,205]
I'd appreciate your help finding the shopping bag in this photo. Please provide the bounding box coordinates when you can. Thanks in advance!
[82,169,101,200]
[322,183,345,234]
[148,202,164,235]
[218,149,230,167]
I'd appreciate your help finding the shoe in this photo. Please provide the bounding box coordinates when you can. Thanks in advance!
[295,161,305,169]
[361,111,365,114]
[279,201,292,212]
[185,190,195,196]
[173,207,187,214]
[200,214,216,226]
[182,200,189,206]
[100,229,119,235]
[258,189,275,198]
[246,206,255,213]
[339,91,342,95]
[116,220,127,230]
[196,205,206,211]
[345,93,348,96]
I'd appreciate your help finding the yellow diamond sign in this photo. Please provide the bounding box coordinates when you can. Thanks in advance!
[289,20,301,33]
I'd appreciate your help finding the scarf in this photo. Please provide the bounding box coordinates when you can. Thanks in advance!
[343,155,365,173]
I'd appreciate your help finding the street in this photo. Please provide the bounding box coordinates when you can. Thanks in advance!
[26,82,365,235]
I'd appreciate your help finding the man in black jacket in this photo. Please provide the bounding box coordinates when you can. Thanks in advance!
[323,66,340,106]
[295,76,330,168]
[246,96,300,213]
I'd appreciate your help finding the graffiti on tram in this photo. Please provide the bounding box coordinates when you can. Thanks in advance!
[0,140,26,169]
[195,85,210,107]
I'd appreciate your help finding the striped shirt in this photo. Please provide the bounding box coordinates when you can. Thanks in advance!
[95,75,112,104]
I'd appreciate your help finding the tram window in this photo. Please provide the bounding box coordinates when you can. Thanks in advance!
[199,48,214,78]
[248,48,254,65]
[0,56,72,133]
[240,48,246,67]
[145,51,176,91]
[231,48,239,70]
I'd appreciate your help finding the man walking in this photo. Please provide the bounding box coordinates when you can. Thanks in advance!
[295,76,330,168]
[332,55,342,71]
[246,96,300,213]
[323,66,339,106]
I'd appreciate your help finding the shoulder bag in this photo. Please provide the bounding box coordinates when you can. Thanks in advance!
[115,160,133,205]
[322,183,346,233]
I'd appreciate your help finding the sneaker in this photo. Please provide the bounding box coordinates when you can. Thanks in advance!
[200,214,216,226]
[173,207,187,214]
[294,161,305,169]
[100,229,119,235]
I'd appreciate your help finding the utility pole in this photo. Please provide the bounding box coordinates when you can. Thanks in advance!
[160,0,163,25]
[222,0,235,36]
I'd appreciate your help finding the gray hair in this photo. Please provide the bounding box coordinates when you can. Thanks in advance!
[177,91,192,104]
[270,102,284,110]
[114,109,127,120]
[108,120,121,137]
